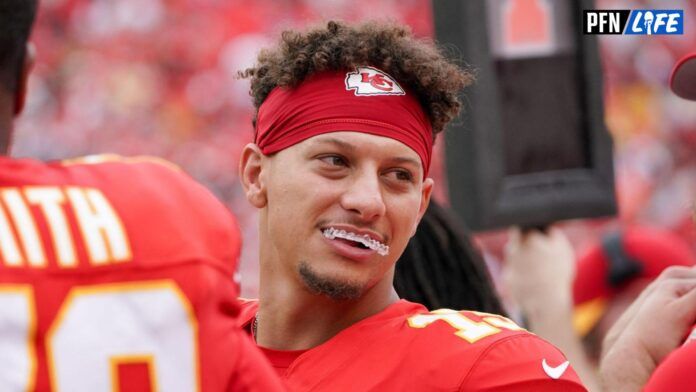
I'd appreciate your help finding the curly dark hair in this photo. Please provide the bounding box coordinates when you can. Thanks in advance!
[240,20,474,136]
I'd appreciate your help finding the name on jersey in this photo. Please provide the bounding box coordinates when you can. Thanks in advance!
[0,186,131,268]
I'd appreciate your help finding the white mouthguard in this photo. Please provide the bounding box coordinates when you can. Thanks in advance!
[322,227,389,256]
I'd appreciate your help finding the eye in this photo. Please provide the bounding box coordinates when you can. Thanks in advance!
[386,169,414,183]
[318,154,348,167]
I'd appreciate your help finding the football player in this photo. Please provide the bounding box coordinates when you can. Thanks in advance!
[0,1,283,390]
[236,20,587,391]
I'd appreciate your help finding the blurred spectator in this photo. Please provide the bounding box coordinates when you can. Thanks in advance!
[599,50,696,392]
[504,226,696,391]
[573,226,696,363]
[599,264,696,391]
[503,227,600,391]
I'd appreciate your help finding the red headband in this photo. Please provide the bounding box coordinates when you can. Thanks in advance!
[255,67,433,177]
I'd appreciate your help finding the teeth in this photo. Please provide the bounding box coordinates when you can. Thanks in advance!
[323,228,336,239]
[322,227,389,256]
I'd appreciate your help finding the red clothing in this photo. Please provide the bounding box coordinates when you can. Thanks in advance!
[239,299,587,391]
[644,328,696,392]
[259,346,307,376]
[644,342,696,391]
[0,155,283,392]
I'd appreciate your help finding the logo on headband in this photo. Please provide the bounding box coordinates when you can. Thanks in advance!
[345,66,405,96]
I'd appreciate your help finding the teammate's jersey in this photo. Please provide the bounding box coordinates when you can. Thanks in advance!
[239,299,586,391]
[644,326,696,392]
[0,154,283,391]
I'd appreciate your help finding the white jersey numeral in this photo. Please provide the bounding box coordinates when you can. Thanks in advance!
[0,281,199,391]
[408,309,523,343]
[0,285,35,391]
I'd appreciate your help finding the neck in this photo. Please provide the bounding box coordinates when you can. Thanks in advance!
[256,257,399,350]
[0,93,14,154]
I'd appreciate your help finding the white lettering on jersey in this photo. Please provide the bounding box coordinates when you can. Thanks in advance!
[0,186,132,268]
[2,189,46,267]
[0,201,23,266]
[25,187,77,267]
[66,188,131,265]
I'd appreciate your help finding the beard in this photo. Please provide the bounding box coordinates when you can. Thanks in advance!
[298,261,364,301]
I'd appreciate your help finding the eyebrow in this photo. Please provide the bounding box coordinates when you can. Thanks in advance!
[312,137,357,152]
[387,156,421,168]
[312,136,422,169]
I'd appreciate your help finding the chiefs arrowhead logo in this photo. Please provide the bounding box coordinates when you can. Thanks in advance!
[345,66,405,96]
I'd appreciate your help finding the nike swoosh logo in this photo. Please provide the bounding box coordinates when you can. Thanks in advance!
[542,359,570,380]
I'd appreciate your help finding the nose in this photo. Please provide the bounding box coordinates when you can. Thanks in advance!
[340,169,386,222]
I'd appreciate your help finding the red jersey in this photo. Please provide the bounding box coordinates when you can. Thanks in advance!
[0,154,283,391]
[644,326,696,391]
[239,299,586,391]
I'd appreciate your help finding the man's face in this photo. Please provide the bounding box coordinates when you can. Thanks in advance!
[257,131,432,300]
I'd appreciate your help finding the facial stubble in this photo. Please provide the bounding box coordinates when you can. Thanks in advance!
[298,261,364,301]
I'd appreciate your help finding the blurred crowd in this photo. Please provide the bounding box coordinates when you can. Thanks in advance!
[12,0,696,297]
[600,0,696,244]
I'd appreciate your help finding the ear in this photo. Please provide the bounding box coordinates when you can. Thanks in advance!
[410,177,433,237]
[239,143,268,208]
[14,43,35,116]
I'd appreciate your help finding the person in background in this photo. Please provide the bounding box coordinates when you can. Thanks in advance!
[573,226,696,363]
[600,51,696,392]
[236,20,586,391]
[504,225,696,392]
[0,1,283,390]
[504,227,600,391]
[394,199,506,315]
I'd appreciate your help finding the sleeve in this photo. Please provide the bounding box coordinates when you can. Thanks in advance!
[459,334,587,391]
[643,342,696,392]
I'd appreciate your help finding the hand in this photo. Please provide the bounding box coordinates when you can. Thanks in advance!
[599,266,696,391]
[503,227,576,314]
[503,227,600,391]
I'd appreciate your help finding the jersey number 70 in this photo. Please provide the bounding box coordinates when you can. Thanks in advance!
[0,280,199,391]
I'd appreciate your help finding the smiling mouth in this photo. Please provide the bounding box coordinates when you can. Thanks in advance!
[322,227,390,256]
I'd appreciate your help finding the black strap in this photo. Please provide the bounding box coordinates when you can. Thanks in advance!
[601,232,643,287]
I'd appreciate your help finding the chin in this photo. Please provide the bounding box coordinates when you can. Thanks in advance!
[298,261,369,301]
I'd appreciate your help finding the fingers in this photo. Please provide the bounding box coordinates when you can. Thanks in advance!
[509,226,522,242]
[659,265,696,280]
[505,227,522,254]
[507,225,557,253]
[520,227,550,245]
[549,227,574,249]
[628,270,696,312]
[635,266,696,304]
[604,273,696,355]
[675,281,696,322]
[658,277,696,297]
